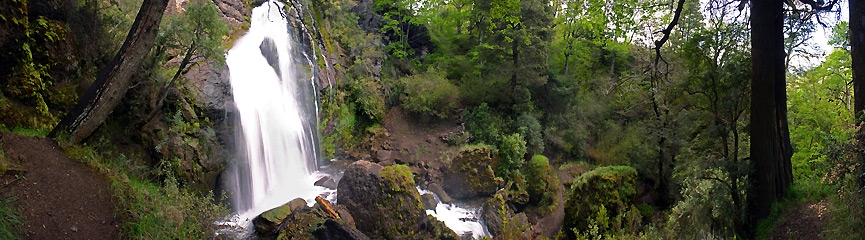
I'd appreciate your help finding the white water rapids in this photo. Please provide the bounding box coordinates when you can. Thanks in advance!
[218,1,489,238]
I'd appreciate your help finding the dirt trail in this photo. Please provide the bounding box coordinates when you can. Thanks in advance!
[534,169,567,237]
[770,200,828,240]
[0,132,118,239]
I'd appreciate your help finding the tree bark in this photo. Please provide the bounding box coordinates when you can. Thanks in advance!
[852,0,865,168]
[748,0,793,235]
[48,0,170,142]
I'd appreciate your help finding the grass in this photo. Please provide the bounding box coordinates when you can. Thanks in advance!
[0,196,23,240]
[59,137,230,239]
[0,125,48,138]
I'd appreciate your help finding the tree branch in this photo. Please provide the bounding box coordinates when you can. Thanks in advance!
[653,0,686,70]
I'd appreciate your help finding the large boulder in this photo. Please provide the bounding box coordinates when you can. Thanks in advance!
[443,146,502,200]
[252,198,308,234]
[337,161,458,240]
[563,166,638,238]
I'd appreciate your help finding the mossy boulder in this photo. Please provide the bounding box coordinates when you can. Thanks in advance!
[337,161,458,240]
[253,198,308,234]
[443,146,502,200]
[563,166,637,238]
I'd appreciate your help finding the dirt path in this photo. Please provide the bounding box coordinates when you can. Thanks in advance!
[770,200,828,240]
[534,169,567,237]
[0,132,118,239]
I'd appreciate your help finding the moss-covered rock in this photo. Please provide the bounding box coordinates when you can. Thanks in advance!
[337,161,458,240]
[253,198,308,234]
[481,192,532,239]
[443,145,502,200]
[563,166,637,238]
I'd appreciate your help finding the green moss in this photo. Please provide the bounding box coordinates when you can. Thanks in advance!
[525,155,561,214]
[381,164,415,193]
[563,166,638,238]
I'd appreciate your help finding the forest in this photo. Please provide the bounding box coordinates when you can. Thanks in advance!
[1,0,864,239]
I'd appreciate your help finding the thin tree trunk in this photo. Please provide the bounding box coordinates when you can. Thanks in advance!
[48,0,169,142]
[142,40,197,125]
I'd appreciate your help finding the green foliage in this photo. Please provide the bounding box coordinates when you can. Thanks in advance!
[497,132,527,177]
[525,155,560,214]
[828,175,865,240]
[349,76,386,121]
[516,113,544,156]
[399,69,459,119]
[464,103,507,145]
[564,166,637,238]
[788,49,854,183]
[0,196,23,239]
[153,0,229,77]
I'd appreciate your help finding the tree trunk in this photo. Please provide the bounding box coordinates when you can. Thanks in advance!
[48,0,170,142]
[852,0,865,168]
[747,0,792,235]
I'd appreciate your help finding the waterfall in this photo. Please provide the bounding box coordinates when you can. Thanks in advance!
[223,0,326,227]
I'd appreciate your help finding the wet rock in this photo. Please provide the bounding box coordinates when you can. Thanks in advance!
[311,219,371,240]
[443,146,502,200]
[427,183,452,204]
[315,176,338,189]
[253,198,309,234]
[337,161,458,239]
[421,193,438,211]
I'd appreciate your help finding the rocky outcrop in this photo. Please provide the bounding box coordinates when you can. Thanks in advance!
[337,161,458,240]
[443,146,502,200]
[312,219,371,240]
[482,193,533,239]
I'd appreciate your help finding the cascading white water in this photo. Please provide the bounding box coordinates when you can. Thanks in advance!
[223,0,328,228]
[219,1,491,238]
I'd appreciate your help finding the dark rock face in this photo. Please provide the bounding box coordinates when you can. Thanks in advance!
[312,219,371,240]
[443,146,502,200]
[315,176,338,189]
[337,161,458,240]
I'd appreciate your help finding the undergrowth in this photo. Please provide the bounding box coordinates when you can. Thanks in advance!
[59,137,229,239]
[0,196,23,240]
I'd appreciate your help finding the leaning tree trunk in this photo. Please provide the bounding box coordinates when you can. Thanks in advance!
[852,0,865,168]
[747,0,793,236]
[48,0,169,142]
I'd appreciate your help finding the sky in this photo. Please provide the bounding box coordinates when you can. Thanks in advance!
[795,0,849,69]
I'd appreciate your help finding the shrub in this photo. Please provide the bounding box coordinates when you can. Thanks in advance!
[516,113,544,156]
[563,166,638,238]
[400,69,459,119]
[349,76,386,121]
[497,132,527,177]
[464,103,509,145]
[525,155,561,214]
